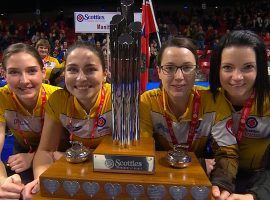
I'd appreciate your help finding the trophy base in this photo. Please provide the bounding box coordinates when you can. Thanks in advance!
[93,136,155,174]
[36,151,211,200]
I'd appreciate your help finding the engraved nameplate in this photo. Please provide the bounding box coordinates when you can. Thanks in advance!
[93,154,155,173]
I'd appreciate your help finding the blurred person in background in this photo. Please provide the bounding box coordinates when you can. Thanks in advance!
[35,39,63,83]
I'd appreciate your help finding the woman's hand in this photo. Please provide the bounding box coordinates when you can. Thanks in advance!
[227,193,255,200]
[0,174,24,199]
[22,179,39,200]
[205,158,216,175]
[7,152,35,173]
[212,185,230,200]
[53,151,64,161]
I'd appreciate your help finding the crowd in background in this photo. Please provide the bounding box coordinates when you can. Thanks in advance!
[0,1,270,81]
[0,1,270,199]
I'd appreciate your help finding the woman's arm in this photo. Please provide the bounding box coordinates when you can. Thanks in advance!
[22,113,64,199]
[32,113,64,179]
[224,169,270,200]
[246,169,270,200]
[0,122,7,180]
[0,122,24,199]
[211,144,239,199]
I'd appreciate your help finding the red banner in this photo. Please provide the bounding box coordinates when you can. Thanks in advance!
[141,0,157,93]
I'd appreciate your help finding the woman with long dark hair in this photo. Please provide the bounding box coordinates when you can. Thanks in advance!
[209,30,270,200]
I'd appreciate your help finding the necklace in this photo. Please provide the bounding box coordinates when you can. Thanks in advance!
[160,90,201,151]
[233,91,255,142]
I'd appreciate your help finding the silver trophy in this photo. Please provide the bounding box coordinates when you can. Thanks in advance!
[93,0,154,175]
[110,0,141,148]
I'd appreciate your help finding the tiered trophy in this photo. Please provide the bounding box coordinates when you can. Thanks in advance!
[92,0,155,175]
[37,1,212,199]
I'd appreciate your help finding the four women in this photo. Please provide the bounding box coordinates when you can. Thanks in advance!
[0,30,269,199]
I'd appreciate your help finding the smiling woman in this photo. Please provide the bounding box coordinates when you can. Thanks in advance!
[64,47,106,111]
[209,30,270,199]
[22,41,112,199]
[219,46,257,106]
[0,43,60,199]
[140,37,217,165]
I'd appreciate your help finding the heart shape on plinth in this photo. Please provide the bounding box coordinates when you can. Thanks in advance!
[42,179,60,195]
[147,185,166,200]
[104,183,122,198]
[82,182,100,198]
[63,181,80,197]
[126,184,144,199]
[191,186,209,200]
[169,186,187,200]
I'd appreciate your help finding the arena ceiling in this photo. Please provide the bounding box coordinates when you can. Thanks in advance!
[1,0,261,13]
[1,0,136,13]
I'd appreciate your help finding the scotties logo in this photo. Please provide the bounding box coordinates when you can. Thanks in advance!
[105,159,114,169]
[76,14,84,22]
[76,14,105,22]
[98,117,106,127]
[246,117,258,128]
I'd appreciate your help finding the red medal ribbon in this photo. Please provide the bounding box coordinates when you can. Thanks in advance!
[234,91,255,142]
[11,87,47,153]
[69,86,105,143]
[161,90,201,151]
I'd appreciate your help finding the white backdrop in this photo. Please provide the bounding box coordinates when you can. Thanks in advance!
[74,12,142,33]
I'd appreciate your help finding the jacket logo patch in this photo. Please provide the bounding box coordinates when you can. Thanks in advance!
[226,117,258,137]
[98,117,106,127]
[246,117,258,128]
[226,118,233,135]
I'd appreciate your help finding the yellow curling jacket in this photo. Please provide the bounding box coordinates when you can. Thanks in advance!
[141,87,239,192]
[0,84,60,152]
[212,89,270,171]
[140,86,216,158]
[45,83,112,149]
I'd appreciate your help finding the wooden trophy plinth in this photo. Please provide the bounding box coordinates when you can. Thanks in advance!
[36,151,212,200]
[92,137,155,174]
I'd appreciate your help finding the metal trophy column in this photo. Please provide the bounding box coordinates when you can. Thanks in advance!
[93,0,155,175]
[110,0,141,148]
